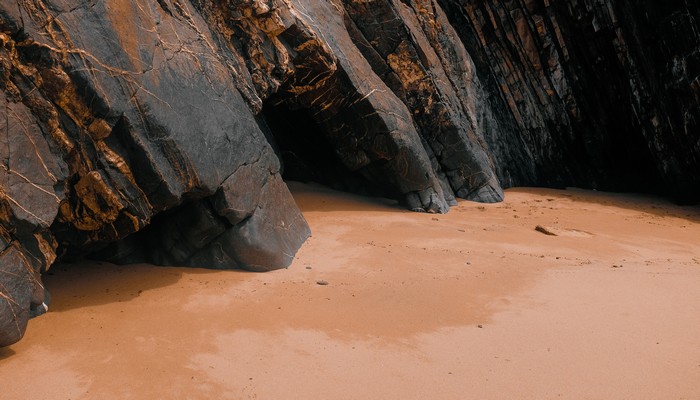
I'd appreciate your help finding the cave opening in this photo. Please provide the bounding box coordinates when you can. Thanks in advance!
[260,97,391,199]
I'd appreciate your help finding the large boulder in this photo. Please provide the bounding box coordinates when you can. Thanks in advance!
[0,0,312,346]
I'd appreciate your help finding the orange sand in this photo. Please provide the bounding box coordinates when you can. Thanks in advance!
[1,183,699,399]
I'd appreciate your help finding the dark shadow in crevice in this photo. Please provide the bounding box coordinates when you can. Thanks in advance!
[261,96,395,200]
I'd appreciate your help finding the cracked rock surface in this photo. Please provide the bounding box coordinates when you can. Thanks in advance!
[1,0,699,346]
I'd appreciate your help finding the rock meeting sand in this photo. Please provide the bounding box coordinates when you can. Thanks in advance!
[1,182,699,399]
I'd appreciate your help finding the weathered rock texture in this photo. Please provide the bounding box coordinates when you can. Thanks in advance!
[0,0,312,346]
[438,0,700,200]
[1,0,698,346]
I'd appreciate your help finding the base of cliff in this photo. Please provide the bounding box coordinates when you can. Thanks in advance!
[1,182,699,399]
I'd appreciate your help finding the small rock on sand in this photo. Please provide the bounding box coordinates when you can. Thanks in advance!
[535,225,594,237]
[535,225,558,236]
[316,280,329,286]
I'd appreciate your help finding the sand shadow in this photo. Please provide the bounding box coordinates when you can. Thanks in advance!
[0,346,16,360]
[287,181,403,213]
[43,261,222,312]
[518,187,700,223]
[288,181,700,223]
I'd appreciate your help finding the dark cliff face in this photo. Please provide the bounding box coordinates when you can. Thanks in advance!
[439,0,700,200]
[1,0,698,346]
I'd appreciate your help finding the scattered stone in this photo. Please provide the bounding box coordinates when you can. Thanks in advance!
[316,280,329,286]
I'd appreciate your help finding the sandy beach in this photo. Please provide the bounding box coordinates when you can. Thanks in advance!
[1,182,699,399]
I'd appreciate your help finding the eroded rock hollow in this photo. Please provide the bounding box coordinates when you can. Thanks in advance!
[1,0,698,346]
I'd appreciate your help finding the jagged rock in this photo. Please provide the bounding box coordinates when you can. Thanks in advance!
[195,0,456,212]
[438,0,700,202]
[0,0,313,346]
[343,0,505,203]
[1,0,699,346]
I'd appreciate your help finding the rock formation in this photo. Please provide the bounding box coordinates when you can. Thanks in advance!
[439,0,700,200]
[1,0,698,346]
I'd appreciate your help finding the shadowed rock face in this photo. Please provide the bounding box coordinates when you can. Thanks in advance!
[438,0,700,200]
[1,0,698,346]
[0,0,311,346]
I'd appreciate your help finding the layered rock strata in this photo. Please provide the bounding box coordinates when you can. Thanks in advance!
[439,0,700,199]
[1,0,698,346]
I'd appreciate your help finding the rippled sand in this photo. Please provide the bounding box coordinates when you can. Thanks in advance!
[2,182,699,399]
